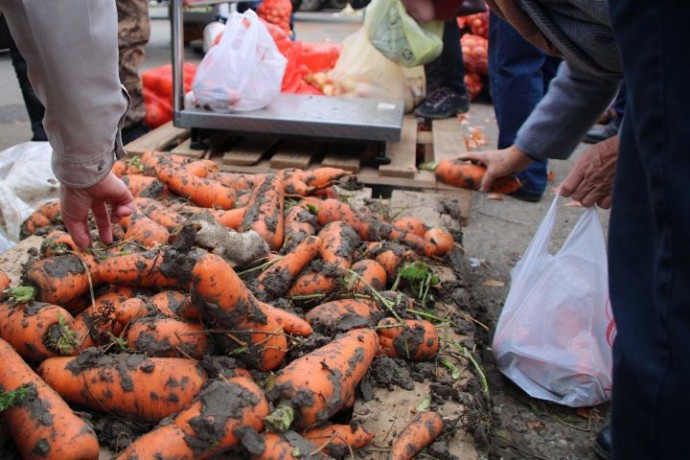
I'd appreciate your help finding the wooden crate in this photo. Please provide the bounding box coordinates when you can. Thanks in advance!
[125,116,475,222]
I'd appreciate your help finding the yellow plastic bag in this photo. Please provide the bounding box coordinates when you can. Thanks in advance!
[364,0,444,68]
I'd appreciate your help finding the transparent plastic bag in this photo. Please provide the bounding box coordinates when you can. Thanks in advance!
[190,10,287,112]
[364,0,444,67]
[492,196,614,407]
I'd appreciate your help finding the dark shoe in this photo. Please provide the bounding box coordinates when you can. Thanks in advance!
[414,87,470,119]
[121,120,150,145]
[508,188,543,203]
[584,117,621,144]
[594,425,611,460]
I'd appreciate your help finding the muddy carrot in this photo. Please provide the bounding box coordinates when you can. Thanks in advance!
[119,206,171,248]
[304,298,384,331]
[301,167,352,189]
[255,235,321,301]
[139,150,190,173]
[318,221,361,269]
[20,210,52,236]
[283,204,319,251]
[121,174,170,199]
[434,159,522,194]
[39,230,80,258]
[112,158,144,177]
[147,289,199,320]
[113,296,151,326]
[213,171,266,191]
[258,301,313,337]
[391,215,428,237]
[157,165,237,209]
[286,269,337,298]
[98,248,194,289]
[281,168,313,196]
[115,376,269,460]
[133,197,186,230]
[0,270,9,290]
[366,241,416,280]
[388,411,444,460]
[192,253,287,371]
[388,226,439,258]
[377,318,439,361]
[301,424,373,458]
[264,328,378,431]
[0,295,79,362]
[210,206,247,229]
[424,226,455,256]
[38,352,208,422]
[36,200,62,221]
[239,172,285,251]
[349,259,388,293]
[250,431,335,460]
[0,338,100,460]
[126,316,211,359]
[22,253,100,307]
[181,158,219,178]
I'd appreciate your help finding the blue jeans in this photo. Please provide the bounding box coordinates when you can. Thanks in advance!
[488,12,560,196]
[608,2,690,459]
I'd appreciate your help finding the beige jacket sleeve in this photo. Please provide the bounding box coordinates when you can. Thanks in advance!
[0,0,129,188]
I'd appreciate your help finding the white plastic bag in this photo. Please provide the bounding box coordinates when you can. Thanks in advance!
[364,0,444,67]
[492,196,614,407]
[190,10,287,112]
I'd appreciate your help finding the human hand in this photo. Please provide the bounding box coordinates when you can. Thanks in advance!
[457,146,533,192]
[558,136,618,209]
[59,172,134,249]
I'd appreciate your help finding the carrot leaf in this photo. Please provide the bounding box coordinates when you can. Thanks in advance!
[0,386,30,412]
[264,401,295,432]
[7,286,35,303]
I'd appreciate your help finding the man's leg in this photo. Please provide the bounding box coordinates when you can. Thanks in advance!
[8,32,46,141]
[608,1,690,458]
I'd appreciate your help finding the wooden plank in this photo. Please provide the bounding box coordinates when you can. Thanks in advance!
[169,138,206,158]
[390,188,472,226]
[221,136,278,166]
[379,116,418,178]
[319,142,365,173]
[269,140,317,170]
[124,121,190,156]
[431,117,468,163]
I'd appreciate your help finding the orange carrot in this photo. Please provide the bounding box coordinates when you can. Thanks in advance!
[388,226,439,258]
[20,209,52,236]
[424,226,455,256]
[112,158,144,177]
[113,296,151,326]
[181,158,219,178]
[391,215,428,237]
[377,318,439,361]
[38,353,208,422]
[318,221,361,269]
[250,431,334,460]
[147,289,199,320]
[22,253,100,307]
[434,159,522,194]
[388,411,444,460]
[213,171,266,191]
[366,241,416,280]
[283,204,319,251]
[0,270,10,291]
[115,376,269,460]
[264,328,378,431]
[139,150,190,173]
[286,270,337,298]
[255,235,321,301]
[157,165,237,209]
[133,197,186,230]
[192,253,287,371]
[301,167,352,189]
[239,172,285,250]
[118,206,171,248]
[0,338,100,460]
[304,298,384,331]
[349,259,387,293]
[126,316,211,359]
[36,200,62,221]
[121,174,170,199]
[258,301,313,337]
[281,168,313,196]
[210,206,247,229]
[301,424,373,457]
[0,295,78,362]
[39,230,80,258]
[97,248,191,289]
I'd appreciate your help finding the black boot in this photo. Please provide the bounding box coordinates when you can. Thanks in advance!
[594,425,612,460]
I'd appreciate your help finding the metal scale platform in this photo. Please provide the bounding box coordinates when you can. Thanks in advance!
[170,0,405,144]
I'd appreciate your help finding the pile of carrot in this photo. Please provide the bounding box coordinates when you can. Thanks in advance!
[2,154,464,458]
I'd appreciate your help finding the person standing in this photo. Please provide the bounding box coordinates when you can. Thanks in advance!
[488,11,561,202]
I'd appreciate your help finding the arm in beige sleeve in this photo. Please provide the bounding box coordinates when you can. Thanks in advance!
[0,0,129,188]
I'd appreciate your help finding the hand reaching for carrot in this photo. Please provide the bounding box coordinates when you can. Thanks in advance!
[558,135,618,209]
[59,172,134,249]
[456,145,534,192]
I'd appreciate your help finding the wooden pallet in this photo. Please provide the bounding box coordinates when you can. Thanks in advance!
[125,116,475,222]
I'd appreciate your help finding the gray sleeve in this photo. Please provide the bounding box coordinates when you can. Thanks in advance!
[514,61,621,161]
[0,0,128,188]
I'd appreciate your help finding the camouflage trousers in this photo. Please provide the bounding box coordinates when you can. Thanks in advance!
[117,0,150,128]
